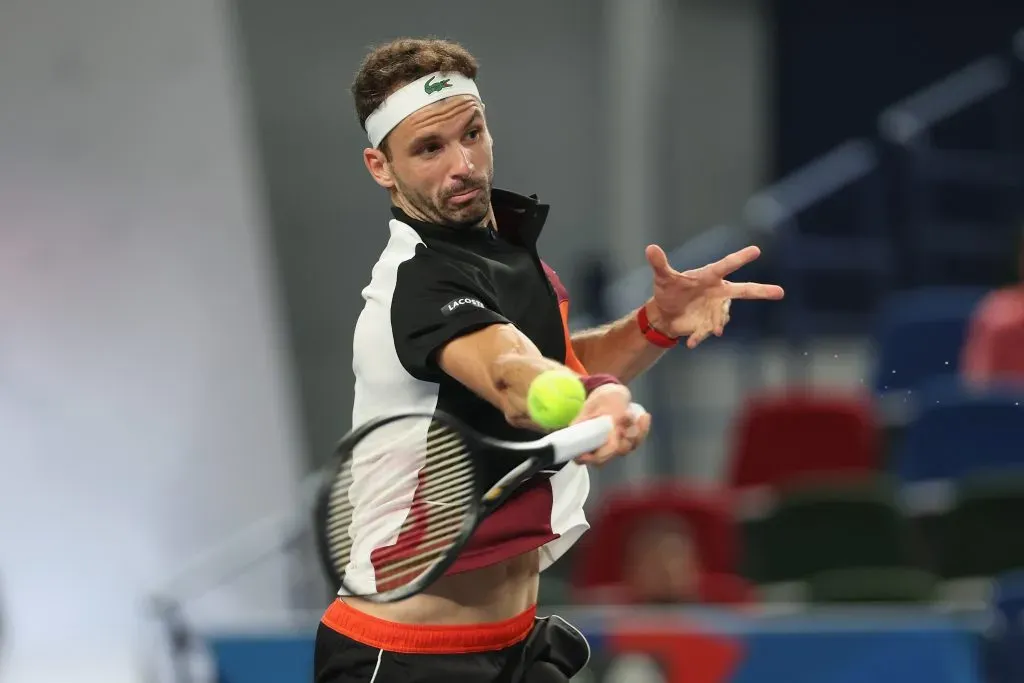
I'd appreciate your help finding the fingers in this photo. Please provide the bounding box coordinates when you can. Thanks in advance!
[727,282,785,300]
[645,244,676,279]
[686,329,711,349]
[629,411,652,447]
[712,298,729,337]
[686,299,731,348]
[708,245,762,279]
[571,385,633,465]
[575,408,651,466]
[576,425,623,465]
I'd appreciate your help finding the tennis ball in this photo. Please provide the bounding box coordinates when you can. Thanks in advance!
[527,370,586,430]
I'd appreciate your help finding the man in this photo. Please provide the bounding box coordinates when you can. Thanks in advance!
[621,515,702,605]
[961,225,1024,384]
[314,38,783,682]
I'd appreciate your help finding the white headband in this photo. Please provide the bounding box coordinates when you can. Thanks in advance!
[364,71,482,148]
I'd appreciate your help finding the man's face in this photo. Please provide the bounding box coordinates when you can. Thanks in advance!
[369,95,494,227]
[623,526,701,603]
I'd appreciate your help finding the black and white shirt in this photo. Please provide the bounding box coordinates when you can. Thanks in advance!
[346,189,591,594]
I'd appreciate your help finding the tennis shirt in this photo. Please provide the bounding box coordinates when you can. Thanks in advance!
[347,188,591,593]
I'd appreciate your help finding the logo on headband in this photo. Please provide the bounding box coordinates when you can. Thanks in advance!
[424,76,453,95]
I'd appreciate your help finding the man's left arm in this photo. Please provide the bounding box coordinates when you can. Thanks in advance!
[568,244,785,383]
[571,301,668,383]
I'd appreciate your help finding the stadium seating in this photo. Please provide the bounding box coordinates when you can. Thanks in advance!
[807,567,938,604]
[697,572,758,605]
[742,478,921,585]
[573,573,756,606]
[982,571,1024,683]
[894,377,1024,485]
[727,389,879,491]
[537,575,573,606]
[571,484,739,591]
[939,474,1024,579]
[871,286,988,400]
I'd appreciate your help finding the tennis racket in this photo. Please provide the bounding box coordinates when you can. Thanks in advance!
[312,403,646,603]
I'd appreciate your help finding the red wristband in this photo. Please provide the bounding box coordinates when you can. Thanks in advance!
[637,305,679,348]
[581,373,622,395]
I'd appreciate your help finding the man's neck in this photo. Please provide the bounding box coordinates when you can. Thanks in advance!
[391,193,430,224]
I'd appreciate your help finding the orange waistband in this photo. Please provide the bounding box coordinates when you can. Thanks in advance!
[321,598,536,654]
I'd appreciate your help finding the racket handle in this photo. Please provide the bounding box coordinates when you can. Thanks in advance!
[545,402,647,465]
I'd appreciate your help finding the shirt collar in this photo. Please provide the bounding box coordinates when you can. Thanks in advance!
[390,188,550,247]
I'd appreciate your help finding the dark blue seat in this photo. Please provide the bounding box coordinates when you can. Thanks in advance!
[983,571,1024,683]
[871,287,989,396]
[894,377,1024,484]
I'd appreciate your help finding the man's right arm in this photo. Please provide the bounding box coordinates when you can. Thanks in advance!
[389,249,647,459]
[437,323,579,429]
[436,324,650,463]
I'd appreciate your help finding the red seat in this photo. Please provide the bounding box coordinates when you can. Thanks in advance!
[699,572,757,605]
[575,572,756,606]
[727,390,879,491]
[571,484,739,594]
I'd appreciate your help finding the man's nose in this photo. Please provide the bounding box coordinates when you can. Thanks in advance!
[449,143,474,176]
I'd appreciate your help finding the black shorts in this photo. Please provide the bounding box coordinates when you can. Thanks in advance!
[314,599,590,683]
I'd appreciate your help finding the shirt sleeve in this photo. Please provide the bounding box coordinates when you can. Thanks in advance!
[390,249,510,382]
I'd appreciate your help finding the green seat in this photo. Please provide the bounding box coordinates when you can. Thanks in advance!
[880,420,908,473]
[940,473,1024,579]
[808,567,938,604]
[745,477,920,584]
[537,575,573,607]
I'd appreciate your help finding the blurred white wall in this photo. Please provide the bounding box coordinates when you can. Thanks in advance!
[669,0,772,239]
[0,0,304,680]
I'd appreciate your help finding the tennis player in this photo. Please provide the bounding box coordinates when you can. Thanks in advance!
[314,38,784,683]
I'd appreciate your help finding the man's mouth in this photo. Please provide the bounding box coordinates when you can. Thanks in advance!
[447,187,481,204]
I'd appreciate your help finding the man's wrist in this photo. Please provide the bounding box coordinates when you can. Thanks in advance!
[637,300,679,348]
[581,373,622,395]
[643,299,667,330]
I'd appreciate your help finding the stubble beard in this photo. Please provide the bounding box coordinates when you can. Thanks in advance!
[395,168,494,228]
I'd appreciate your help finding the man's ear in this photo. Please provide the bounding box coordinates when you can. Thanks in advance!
[363,147,395,189]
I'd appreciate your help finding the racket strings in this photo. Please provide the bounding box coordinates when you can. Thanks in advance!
[322,418,476,593]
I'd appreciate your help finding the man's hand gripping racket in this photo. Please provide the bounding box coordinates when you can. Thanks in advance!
[313,402,647,603]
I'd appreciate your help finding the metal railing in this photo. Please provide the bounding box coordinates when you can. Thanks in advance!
[744,140,879,232]
[878,56,1010,145]
[879,49,1023,284]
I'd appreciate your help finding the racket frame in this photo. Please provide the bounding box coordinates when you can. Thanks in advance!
[314,404,641,603]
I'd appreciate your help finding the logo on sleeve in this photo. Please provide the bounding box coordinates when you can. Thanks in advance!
[441,297,486,316]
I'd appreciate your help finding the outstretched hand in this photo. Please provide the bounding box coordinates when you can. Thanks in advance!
[644,244,784,349]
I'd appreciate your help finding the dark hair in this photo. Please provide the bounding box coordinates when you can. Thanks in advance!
[352,38,479,132]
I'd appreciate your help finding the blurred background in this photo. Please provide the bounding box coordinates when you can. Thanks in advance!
[2,0,1024,681]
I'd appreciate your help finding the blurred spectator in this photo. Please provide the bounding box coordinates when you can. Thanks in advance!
[621,514,703,605]
[961,225,1024,384]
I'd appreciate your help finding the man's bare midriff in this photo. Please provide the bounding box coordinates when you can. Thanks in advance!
[342,548,541,625]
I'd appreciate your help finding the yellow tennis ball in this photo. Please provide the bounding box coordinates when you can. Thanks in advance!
[527,370,586,430]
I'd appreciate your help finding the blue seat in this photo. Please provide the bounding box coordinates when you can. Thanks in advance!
[894,378,1024,484]
[871,287,989,395]
[983,571,1024,683]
